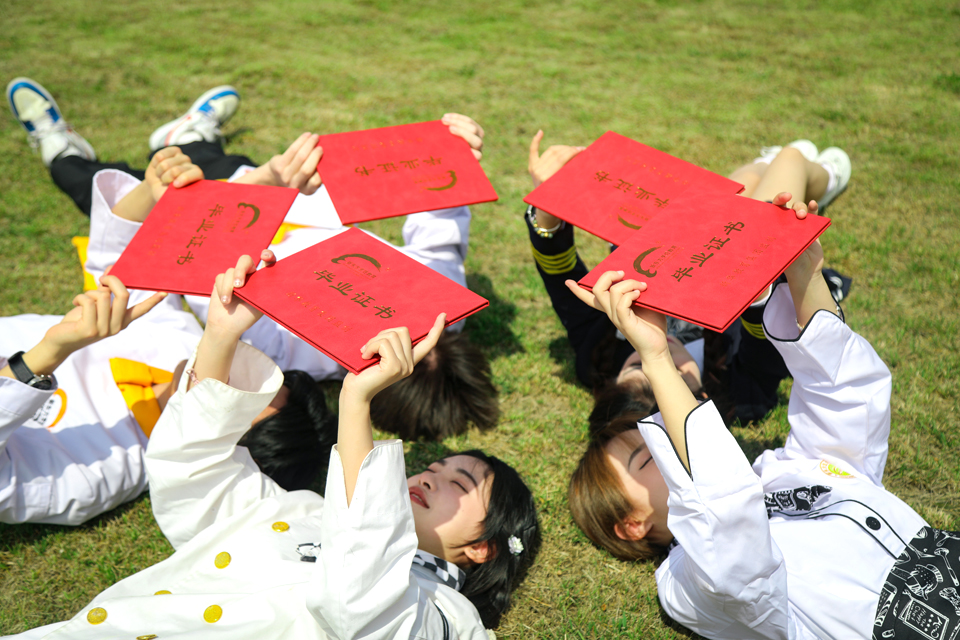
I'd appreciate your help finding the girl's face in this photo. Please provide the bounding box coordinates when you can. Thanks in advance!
[617,339,702,394]
[407,455,493,566]
[616,351,650,387]
[604,430,673,546]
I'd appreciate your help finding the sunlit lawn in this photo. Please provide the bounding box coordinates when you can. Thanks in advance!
[1,0,958,636]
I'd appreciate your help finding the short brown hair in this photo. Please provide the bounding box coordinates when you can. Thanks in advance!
[568,412,666,562]
[588,377,657,436]
[370,331,499,440]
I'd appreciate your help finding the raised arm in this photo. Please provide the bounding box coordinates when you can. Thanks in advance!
[144,253,288,548]
[110,147,204,223]
[308,317,479,640]
[568,270,797,638]
[639,399,794,639]
[650,235,885,639]
[232,132,324,194]
[568,272,697,469]
[442,112,485,161]
[235,113,484,197]
[337,316,445,503]
[1,277,167,384]
[762,239,892,483]
[86,149,203,311]
[0,349,56,523]
[399,111,486,287]
[526,131,626,386]
[0,279,167,524]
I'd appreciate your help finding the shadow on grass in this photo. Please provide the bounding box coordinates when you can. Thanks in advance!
[659,605,703,638]
[404,441,457,473]
[735,434,789,462]
[0,493,150,553]
[464,274,522,359]
[222,126,253,146]
[548,336,581,386]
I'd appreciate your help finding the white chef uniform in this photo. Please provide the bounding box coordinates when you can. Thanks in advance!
[641,284,930,640]
[0,171,203,525]
[7,342,488,640]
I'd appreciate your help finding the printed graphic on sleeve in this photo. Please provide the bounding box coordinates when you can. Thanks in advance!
[23,389,68,430]
[820,459,855,478]
[874,526,960,640]
[764,485,832,518]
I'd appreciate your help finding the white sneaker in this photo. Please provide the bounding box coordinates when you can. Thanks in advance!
[753,139,819,164]
[148,86,240,152]
[6,77,96,167]
[815,147,852,210]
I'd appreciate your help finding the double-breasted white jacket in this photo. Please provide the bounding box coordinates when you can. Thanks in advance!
[9,342,489,639]
[0,169,204,524]
[644,284,929,639]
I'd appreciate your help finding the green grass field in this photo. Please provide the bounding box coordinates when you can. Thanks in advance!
[1,0,958,636]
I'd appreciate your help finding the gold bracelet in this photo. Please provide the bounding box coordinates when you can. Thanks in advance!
[526,205,562,238]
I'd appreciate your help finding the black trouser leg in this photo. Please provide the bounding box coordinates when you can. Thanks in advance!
[48,141,259,217]
[726,270,851,424]
[726,305,790,423]
[49,157,144,216]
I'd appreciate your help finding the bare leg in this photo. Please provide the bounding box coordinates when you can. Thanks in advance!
[728,162,768,199]
[750,147,828,206]
[732,147,830,304]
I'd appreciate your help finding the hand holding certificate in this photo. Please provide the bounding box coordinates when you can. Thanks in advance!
[575,194,831,332]
[318,120,498,224]
[524,131,744,246]
[110,180,297,296]
[233,228,488,374]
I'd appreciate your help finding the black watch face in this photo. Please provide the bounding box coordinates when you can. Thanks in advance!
[31,378,54,391]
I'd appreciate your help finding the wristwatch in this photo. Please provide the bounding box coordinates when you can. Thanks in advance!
[7,351,56,390]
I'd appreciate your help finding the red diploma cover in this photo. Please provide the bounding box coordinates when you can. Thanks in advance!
[524,131,745,246]
[317,121,498,224]
[234,227,489,374]
[578,194,831,332]
[110,180,297,296]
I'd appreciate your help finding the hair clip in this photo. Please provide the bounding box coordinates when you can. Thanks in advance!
[507,535,524,556]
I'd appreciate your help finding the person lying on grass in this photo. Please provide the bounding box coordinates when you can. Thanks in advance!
[0,151,334,526]
[566,228,960,639]
[7,77,499,441]
[525,133,851,428]
[7,255,541,639]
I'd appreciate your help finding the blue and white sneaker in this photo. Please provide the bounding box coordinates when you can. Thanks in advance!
[148,86,240,152]
[6,77,96,167]
[753,139,819,164]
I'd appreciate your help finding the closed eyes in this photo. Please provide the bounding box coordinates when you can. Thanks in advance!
[425,466,469,492]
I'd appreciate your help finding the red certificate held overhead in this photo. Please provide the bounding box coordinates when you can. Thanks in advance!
[234,227,489,374]
[317,120,498,224]
[524,131,745,246]
[110,180,296,296]
[578,194,831,332]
